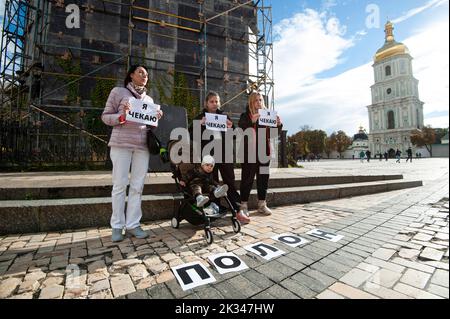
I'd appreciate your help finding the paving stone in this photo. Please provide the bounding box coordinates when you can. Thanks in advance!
[316,289,345,299]
[363,285,412,299]
[110,275,136,298]
[419,247,445,261]
[147,283,174,299]
[195,286,224,299]
[255,263,288,282]
[427,284,449,298]
[280,278,316,299]
[128,264,149,282]
[430,269,449,288]
[398,248,421,260]
[339,268,373,288]
[368,268,402,288]
[89,289,113,299]
[0,277,22,298]
[89,279,111,294]
[328,282,378,299]
[39,285,64,299]
[241,270,273,290]
[227,275,263,298]
[126,290,150,299]
[394,283,443,299]
[41,276,64,288]
[422,261,449,270]
[291,272,329,293]
[8,292,34,299]
[251,291,276,299]
[372,248,396,261]
[400,269,432,289]
[391,257,435,274]
[362,257,405,273]
[17,279,41,294]
[265,284,299,299]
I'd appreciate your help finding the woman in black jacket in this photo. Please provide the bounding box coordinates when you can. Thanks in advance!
[189,91,241,216]
[238,91,282,222]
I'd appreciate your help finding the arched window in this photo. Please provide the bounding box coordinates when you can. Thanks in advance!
[387,111,395,129]
[385,65,391,76]
[416,109,420,128]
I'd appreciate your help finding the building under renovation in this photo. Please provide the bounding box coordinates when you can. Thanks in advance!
[0,0,276,170]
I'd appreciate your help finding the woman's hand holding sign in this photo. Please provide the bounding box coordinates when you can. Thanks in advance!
[276,115,282,126]
[157,109,164,120]
[251,113,260,124]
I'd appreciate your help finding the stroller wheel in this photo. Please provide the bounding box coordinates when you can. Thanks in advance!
[232,219,241,233]
[171,217,180,229]
[205,229,213,245]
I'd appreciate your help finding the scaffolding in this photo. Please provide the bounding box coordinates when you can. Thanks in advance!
[0,0,275,169]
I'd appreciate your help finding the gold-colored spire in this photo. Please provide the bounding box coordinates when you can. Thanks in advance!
[385,21,394,42]
[374,21,409,63]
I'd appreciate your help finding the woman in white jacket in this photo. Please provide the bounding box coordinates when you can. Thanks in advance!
[102,65,163,242]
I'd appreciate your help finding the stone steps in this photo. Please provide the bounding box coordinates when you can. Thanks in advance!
[0,178,422,235]
[0,175,404,200]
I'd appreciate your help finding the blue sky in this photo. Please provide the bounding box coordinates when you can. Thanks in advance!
[270,0,449,135]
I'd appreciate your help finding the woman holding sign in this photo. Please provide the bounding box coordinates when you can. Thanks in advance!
[189,91,242,220]
[238,91,282,221]
[102,65,163,242]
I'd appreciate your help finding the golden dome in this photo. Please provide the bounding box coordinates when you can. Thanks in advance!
[374,21,410,63]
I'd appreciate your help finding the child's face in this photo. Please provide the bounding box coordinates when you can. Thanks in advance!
[206,96,220,113]
[202,163,214,173]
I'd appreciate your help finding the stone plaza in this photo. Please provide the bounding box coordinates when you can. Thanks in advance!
[0,158,448,299]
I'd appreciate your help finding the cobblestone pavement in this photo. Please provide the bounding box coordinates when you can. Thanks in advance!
[0,160,448,299]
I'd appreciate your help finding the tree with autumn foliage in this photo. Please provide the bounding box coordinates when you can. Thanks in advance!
[329,131,352,159]
[411,126,436,157]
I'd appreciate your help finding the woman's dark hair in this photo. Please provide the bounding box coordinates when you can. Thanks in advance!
[124,65,148,87]
[205,90,220,103]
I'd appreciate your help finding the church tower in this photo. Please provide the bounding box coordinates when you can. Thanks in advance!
[367,21,424,156]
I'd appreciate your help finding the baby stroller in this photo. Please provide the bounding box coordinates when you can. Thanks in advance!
[167,141,241,244]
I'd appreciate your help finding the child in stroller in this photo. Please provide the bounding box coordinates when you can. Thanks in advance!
[170,154,241,244]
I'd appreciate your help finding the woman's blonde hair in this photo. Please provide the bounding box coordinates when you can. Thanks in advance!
[248,91,266,115]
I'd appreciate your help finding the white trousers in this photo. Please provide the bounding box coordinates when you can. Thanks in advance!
[110,147,150,230]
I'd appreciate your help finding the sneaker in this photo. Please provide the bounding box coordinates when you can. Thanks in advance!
[257,200,272,216]
[196,195,209,208]
[204,203,221,217]
[236,211,250,224]
[240,202,249,217]
[112,228,124,242]
[126,226,149,239]
[213,184,229,198]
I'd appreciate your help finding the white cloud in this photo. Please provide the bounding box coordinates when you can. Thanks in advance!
[392,0,448,24]
[275,11,449,135]
[273,9,354,98]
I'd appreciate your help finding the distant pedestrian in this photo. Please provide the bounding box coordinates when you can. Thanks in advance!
[395,149,402,163]
[365,150,371,162]
[359,150,365,162]
[384,151,388,161]
[406,147,413,162]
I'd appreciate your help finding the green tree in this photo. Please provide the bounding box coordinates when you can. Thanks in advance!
[411,126,436,157]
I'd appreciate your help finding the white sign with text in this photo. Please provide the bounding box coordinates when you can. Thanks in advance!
[272,234,311,248]
[171,261,216,291]
[205,113,228,132]
[258,109,278,127]
[306,229,344,242]
[126,98,160,126]
[208,253,248,275]
[244,242,285,261]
